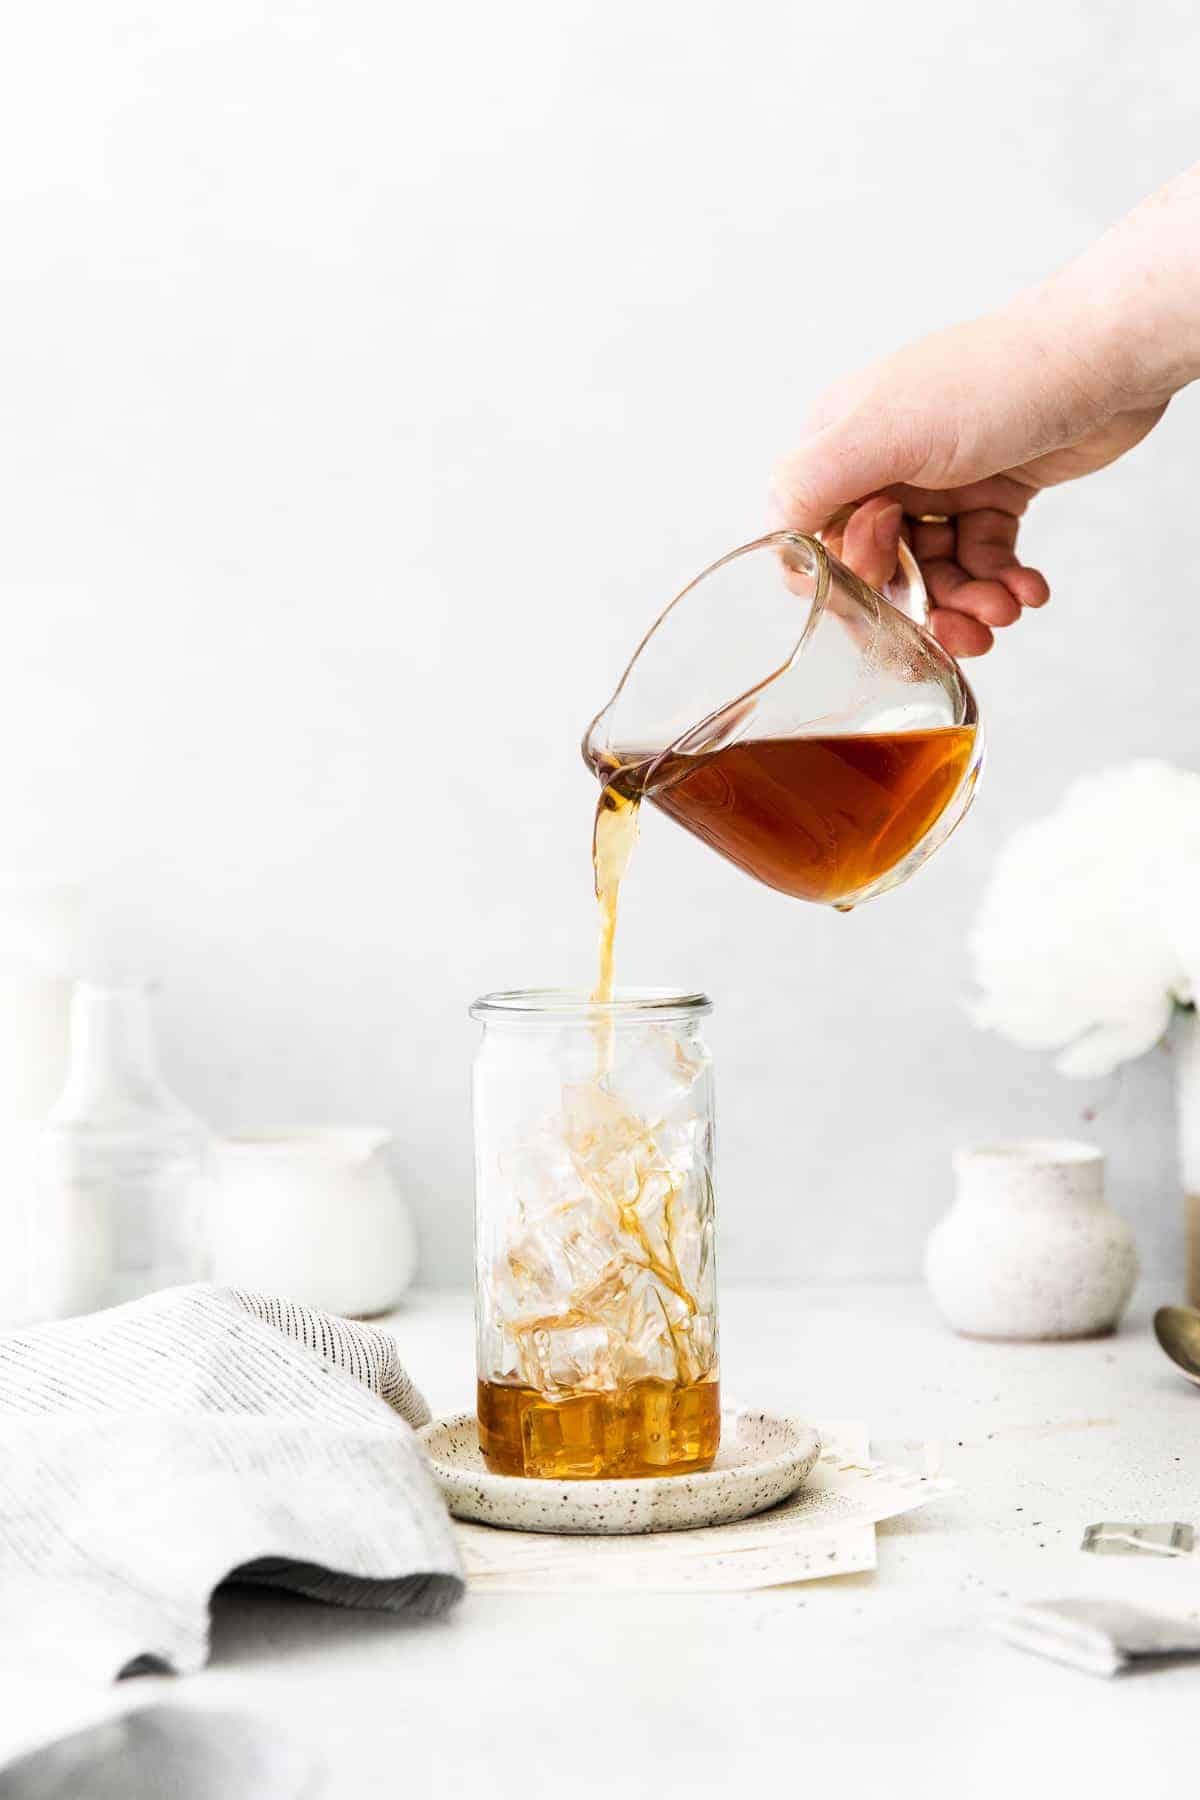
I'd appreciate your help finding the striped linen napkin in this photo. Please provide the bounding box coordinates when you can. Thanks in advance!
[0,1708,318,1799]
[0,1285,463,1679]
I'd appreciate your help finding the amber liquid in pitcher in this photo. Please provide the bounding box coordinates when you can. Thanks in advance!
[594,726,977,907]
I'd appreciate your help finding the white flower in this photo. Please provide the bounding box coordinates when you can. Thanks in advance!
[969,761,1200,1079]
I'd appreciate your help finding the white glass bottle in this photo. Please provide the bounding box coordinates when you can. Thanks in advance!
[0,877,82,1324]
[34,983,211,1318]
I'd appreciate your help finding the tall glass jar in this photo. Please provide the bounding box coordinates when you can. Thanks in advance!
[469,987,718,1479]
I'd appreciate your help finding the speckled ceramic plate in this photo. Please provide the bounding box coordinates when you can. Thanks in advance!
[417,1410,821,1535]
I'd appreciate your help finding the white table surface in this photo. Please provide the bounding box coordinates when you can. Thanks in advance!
[4,1283,1200,1796]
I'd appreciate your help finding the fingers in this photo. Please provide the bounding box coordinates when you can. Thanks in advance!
[905,505,1050,649]
[825,498,1027,656]
[921,559,1023,628]
[910,519,956,563]
[929,607,994,658]
[954,509,1050,608]
[1004,565,1050,608]
[836,496,903,592]
[1003,564,1050,608]
[784,485,1048,659]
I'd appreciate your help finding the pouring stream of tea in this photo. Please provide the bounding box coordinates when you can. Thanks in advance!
[591,781,641,1006]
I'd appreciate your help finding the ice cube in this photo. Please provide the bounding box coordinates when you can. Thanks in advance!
[605,1024,710,1132]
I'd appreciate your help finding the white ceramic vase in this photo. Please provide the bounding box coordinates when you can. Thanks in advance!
[924,1139,1138,1340]
[207,1128,417,1318]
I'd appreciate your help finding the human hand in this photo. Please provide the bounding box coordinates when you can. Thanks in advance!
[770,304,1168,656]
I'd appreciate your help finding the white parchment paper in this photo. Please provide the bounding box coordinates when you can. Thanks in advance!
[458,1422,955,1592]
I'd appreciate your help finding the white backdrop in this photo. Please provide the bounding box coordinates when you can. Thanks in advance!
[1,1,1197,1285]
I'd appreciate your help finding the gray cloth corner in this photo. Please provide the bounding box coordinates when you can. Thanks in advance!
[0,1706,318,1800]
[0,1285,464,1680]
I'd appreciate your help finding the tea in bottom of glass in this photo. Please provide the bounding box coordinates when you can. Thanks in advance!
[477,1374,720,1479]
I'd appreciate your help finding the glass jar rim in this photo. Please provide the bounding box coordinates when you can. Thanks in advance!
[469,985,711,1023]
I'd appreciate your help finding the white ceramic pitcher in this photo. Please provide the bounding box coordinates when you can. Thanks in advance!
[208,1128,417,1317]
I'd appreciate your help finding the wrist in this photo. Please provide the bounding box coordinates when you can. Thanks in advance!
[1043,168,1200,410]
[995,277,1133,424]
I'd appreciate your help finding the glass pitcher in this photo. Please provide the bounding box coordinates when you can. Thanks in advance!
[583,530,983,910]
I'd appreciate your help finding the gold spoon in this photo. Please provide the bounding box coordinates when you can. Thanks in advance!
[1153,1305,1200,1386]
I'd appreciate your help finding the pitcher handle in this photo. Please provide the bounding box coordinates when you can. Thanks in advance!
[819,503,930,630]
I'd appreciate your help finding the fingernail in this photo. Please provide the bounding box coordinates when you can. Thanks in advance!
[874,503,903,551]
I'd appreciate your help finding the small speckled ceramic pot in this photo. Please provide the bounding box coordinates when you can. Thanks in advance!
[924,1139,1138,1341]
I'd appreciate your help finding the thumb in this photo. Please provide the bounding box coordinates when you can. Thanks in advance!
[768,410,914,532]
